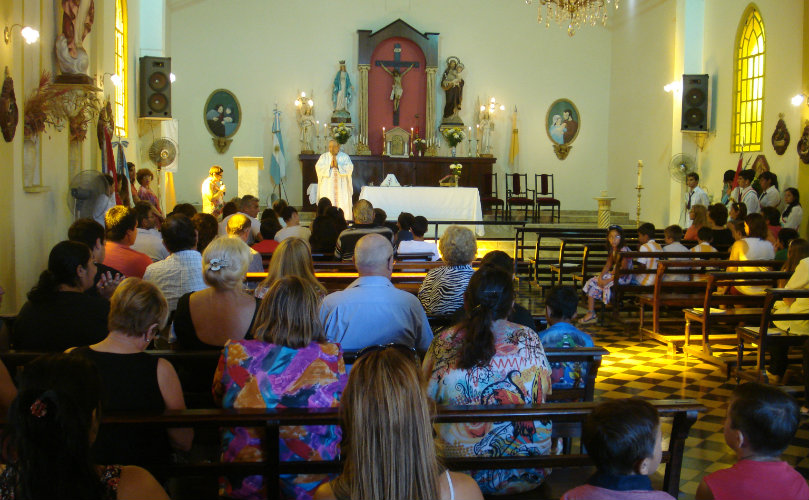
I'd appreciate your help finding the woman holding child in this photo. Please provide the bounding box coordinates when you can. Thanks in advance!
[579,225,632,324]
[423,266,552,495]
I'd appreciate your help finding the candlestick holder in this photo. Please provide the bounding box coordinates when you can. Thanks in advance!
[635,185,643,228]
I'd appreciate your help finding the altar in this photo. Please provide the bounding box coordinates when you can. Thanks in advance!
[299,154,495,211]
[359,186,484,235]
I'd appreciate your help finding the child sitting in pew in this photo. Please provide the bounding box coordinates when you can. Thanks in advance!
[662,225,690,282]
[562,398,674,500]
[635,223,662,286]
[696,382,809,500]
[691,227,717,254]
[538,286,594,391]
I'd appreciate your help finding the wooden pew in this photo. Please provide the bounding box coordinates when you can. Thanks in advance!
[89,399,704,500]
[246,271,427,294]
[637,260,780,352]
[736,288,809,383]
[683,271,791,373]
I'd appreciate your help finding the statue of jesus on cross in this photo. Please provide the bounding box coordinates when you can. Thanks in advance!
[379,62,415,113]
[374,43,420,126]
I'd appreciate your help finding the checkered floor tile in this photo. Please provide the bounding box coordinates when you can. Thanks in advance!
[514,286,809,499]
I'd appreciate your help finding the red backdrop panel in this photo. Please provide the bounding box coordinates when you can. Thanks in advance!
[368,37,426,155]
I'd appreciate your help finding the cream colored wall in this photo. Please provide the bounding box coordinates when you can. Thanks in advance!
[167,0,613,210]
[0,0,142,314]
[608,0,805,229]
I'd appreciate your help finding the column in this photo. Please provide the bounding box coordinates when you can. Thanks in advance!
[594,192,616,228]
[425,66,437,145]
[358,65,370,144]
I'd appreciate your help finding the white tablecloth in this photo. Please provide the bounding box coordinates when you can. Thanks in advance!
[359,186,484,236]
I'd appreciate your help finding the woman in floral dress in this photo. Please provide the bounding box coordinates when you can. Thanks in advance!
[213,276,347,500]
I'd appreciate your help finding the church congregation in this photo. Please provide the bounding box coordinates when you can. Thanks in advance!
[6,0,809,499]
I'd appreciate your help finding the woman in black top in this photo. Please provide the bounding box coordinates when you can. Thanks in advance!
[13,241,111,351]
[69,278,192,477]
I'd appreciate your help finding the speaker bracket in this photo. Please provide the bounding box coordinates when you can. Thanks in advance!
[683,130,710,152]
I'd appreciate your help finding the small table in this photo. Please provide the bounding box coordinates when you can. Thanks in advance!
[359,186,484,236]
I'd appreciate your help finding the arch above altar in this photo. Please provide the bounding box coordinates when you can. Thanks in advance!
[357,20,439,156]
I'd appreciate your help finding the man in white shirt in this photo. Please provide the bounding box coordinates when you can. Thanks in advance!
[758,171,781,209]
[736,169,760,214]
[143,214,207,312]
[684,173,709,227]
[635,223,662,286]
[131,201,169,261]
[396,216,440,261]
[275,206,312,242]
[218,195,263,244]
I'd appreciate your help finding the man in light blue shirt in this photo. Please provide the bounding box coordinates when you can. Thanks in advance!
[320,233,433,351]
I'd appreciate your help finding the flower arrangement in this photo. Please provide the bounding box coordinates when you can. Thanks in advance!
[332,122,351,145]
[413,137,427,152]
[23,71,67,139]
[449,163,463,176]
[442,127,465,147]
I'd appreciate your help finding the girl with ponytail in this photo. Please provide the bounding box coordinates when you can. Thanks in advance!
[422,266,553,495]
[0,353,168,499]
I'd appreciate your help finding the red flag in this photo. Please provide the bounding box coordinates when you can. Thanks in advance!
[731,152,743,189]
[103,128,120,204]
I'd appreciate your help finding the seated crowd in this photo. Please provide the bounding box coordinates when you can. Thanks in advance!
[3,180,809,500]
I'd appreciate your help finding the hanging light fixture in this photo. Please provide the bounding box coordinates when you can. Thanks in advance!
[528,0,619,36]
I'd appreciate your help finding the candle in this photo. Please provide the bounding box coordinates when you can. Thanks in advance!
[637,160,643,187]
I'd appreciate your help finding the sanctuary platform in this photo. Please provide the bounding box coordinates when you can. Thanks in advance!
[299,154,495,211]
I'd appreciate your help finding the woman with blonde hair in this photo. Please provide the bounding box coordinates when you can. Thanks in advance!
[315,348,482,500]
[68,278,192,477]
[418,225,478,315]
[684,204,707,241]
[255,237,326,299]
[172,236,260,349]
[214,276,347,500]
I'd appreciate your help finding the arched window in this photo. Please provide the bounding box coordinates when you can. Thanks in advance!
[731,5,765,153]
[114,0,128,137]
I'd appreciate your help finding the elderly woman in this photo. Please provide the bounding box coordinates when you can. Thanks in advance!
[172,236,260,350]
[418,225,477,315]
[423,266,552,495]
[214,276,347,500]
[68,278,192,477]
[255,237,326,299]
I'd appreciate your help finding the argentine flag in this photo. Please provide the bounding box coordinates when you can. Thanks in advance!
[270,108,286,185]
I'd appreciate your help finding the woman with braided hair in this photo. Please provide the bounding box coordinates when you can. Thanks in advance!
[422,266,552,495]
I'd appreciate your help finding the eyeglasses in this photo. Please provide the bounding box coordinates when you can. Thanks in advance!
[355,343,420,364]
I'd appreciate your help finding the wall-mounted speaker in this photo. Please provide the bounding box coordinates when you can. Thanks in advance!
[139,56,171,118]
[681,74,709,132]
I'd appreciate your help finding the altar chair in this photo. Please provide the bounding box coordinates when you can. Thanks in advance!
[535,173,561,223]
[506,173,534,220]
[480,173,505,220]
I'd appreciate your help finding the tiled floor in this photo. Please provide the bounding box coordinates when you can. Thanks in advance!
[514,286,809,499]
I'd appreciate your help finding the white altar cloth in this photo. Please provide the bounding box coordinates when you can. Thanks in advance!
[359,186,484,236]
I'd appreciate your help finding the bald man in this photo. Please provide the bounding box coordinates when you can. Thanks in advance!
[320,233,433,351]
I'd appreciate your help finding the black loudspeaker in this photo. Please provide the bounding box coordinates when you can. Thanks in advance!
[681,74,709,131]
[139,56,171,118]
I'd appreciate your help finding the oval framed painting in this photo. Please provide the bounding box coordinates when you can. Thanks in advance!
[204,89,241,139]
[545,98,580,146]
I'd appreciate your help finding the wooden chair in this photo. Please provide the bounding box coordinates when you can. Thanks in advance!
[535,173,561,223]
[479,173,505,220]
[506,173,534,220]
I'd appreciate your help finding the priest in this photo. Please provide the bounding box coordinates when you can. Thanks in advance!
[315,139,354,218]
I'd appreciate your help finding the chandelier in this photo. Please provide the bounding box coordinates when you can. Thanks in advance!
[528,0,619,36]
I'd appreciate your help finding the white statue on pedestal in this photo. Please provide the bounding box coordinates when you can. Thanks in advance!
[479,106,493,156]
[296,96,315,153]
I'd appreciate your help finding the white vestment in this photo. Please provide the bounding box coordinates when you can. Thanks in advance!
[315,152,354,217]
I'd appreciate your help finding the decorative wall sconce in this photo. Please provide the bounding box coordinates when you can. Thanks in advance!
[4,24,40,45]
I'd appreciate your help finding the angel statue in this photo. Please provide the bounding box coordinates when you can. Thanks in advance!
[441,56,465,124]
[55,0,95,79]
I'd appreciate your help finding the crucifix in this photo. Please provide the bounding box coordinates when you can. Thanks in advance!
[375,43,420,126]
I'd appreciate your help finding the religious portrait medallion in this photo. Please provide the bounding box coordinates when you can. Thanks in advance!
[546,98,579,160]
[204,89,241,153]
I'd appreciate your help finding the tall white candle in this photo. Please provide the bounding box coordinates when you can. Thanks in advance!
[637,160,643,187]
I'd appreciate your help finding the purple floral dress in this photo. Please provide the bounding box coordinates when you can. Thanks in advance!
[213,339,347,500]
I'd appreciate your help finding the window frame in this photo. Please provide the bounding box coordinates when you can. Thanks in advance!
[731,4,765,153]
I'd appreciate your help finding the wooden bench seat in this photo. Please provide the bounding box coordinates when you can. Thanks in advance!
[736,288,809,383]
[682,271,790,373]
[83,398,703,500]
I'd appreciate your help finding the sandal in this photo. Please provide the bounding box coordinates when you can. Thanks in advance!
[578,312,598,325]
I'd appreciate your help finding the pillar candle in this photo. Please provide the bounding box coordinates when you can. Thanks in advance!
[637,160,643,187]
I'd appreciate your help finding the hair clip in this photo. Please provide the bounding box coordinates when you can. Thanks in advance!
[209,258,230,272]
[30,399,47,418]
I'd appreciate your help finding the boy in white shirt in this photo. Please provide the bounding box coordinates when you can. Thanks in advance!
[274,206,312,242]
[691,227,718,254]
[395,216,440,261]
[663,225,691,282]
[635,223,662,286]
